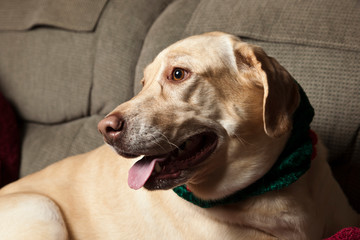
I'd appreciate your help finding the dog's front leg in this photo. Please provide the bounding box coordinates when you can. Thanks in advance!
[0,192,68,240]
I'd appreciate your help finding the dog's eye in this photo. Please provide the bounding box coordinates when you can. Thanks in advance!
[171,68,186,81]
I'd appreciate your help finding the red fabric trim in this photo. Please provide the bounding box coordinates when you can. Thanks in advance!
[323,227,360,240]
[0,92,20,187]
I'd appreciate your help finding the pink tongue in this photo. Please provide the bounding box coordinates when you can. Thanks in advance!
[128,157,164,190]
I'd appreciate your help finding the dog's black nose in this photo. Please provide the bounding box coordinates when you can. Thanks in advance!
[98,114,125,142]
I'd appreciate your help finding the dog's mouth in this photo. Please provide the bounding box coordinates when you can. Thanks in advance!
[127,132,218,190]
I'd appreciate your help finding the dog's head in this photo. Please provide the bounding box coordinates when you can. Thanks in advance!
[98,32,300,200]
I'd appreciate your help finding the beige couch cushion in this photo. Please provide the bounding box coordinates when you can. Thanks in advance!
[0,0,108,31]
[135,0,360,164]
[0,0,108,124]
[0,0,173,176]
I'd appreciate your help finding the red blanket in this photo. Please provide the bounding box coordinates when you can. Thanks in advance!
[0,92,20,187]
[324,227,360,240]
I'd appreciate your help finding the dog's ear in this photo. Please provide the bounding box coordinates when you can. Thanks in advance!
[233,41,300,138]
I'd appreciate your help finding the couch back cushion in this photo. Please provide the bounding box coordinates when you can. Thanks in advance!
[0,0,173,176]
[135,0,360,164]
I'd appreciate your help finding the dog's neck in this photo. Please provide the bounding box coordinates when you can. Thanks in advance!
[173,84,315,208]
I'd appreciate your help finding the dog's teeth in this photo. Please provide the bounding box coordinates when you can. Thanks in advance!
[155,162,161,173]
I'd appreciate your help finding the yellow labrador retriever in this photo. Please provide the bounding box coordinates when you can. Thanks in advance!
[0,32,358,240]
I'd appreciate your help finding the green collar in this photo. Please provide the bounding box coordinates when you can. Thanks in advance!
[173,84,315,208]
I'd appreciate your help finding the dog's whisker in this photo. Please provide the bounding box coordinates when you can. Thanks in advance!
[149,128,179,149]
[234,134,251,146]
[148,133,168,152]
[157,132,180,150]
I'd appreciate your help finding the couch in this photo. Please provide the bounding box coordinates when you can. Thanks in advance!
[0,0,359,211]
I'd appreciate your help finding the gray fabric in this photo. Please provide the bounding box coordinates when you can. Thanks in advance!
[0,30,95,123]
[91,0,173,116]
[183,0,360,51]
[0,0,173,176]
[20,116,104,176]
[0,0,108,31]
[135,0,360,164]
